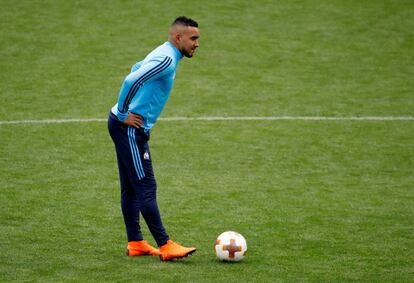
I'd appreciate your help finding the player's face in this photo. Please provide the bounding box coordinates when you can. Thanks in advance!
[178,27,200,58]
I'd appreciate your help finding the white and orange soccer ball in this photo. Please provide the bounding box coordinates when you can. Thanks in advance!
[214,231,247,261]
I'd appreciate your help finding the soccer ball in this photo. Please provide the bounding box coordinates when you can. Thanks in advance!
[214,231,247,261]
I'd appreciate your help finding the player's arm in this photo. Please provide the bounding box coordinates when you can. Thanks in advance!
[116,56,174,121]
[122,112,144,128]
[131,60,143,72]
[118,60,145,128]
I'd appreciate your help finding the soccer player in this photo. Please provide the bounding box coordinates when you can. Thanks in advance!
[107,16,200,261]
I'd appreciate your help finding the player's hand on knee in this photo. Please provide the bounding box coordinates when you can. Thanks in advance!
[123,112,144,128]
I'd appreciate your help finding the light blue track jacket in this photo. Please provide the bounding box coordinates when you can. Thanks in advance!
[111,41,183,130]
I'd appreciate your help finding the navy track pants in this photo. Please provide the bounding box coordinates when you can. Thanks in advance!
[108,112,169,246]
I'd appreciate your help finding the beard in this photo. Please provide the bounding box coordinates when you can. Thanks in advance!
[181,48,195,58]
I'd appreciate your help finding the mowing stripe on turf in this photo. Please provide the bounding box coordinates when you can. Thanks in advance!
[0,116,414,125]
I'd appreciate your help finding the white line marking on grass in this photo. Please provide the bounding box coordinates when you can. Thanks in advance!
[0,118,107,125]
[0,116,413,125]
[160,116,414,121]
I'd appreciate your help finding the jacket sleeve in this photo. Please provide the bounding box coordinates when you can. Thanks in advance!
[116,55,173,121]
[130,60,143,72]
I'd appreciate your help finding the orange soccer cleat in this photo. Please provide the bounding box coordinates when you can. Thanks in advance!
[159,240,196,261]
[126,240,161,256]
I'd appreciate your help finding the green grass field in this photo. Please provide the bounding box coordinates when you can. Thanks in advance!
[1,0,413,282]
